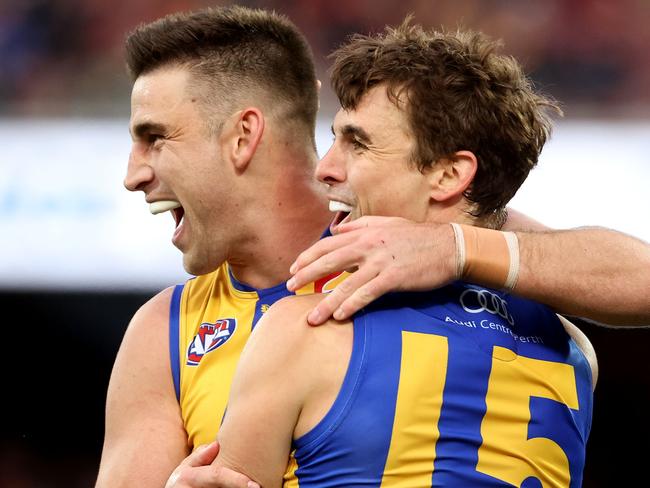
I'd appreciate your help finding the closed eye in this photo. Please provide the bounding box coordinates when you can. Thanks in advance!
[131,121,167,144]
[147,133,165,149]
[351,139,367,151]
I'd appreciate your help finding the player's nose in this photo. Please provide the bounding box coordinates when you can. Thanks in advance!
[316,144,345,185]
[124,148,155,192]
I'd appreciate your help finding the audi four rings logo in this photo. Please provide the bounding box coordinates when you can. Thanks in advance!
[460,288,515,325]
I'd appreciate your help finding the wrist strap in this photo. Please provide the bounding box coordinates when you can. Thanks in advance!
[450,223,519,291]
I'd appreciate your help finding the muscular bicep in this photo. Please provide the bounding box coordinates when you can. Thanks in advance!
[214,300,309,488]
[96,288,188,488]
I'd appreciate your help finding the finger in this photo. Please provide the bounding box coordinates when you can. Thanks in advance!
[288,236,333,275]
[207,465,260,488]
[288,244,361,291]
[333,215,409,234]
[182,441,220,467]
[332,276,393,321]
[289,233,359,276]
[171,465,259,488]
[307,266,379,325]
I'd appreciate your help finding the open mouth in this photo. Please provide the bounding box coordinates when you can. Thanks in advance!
[172,206,185,228]
[149,199,185,230]
[332,211,349,226]
[328,200,352,229]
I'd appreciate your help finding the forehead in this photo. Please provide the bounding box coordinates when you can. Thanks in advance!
[333,85,410,137]
[130,66,196,128]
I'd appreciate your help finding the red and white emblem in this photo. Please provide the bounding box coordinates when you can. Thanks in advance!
[186,318,237,366]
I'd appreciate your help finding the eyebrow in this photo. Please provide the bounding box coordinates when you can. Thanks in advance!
[130,121,167,139]
[332,124,373,145]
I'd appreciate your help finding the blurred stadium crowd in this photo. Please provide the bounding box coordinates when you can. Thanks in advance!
[1,0,649,118]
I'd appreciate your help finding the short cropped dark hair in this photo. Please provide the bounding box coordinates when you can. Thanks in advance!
[330,20,560,223]
[125,6,318,139]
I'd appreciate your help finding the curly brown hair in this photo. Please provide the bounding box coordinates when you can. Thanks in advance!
[330,20,561,224]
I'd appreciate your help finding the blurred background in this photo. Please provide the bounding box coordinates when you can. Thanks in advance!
[1,0,648,486]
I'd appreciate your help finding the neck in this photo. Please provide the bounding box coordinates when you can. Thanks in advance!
[228,161,332,289]
[441,206,505,230]
[424,197,478,227]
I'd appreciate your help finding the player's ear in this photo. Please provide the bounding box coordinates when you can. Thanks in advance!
[221,107,265,173]
[428,150,477,202]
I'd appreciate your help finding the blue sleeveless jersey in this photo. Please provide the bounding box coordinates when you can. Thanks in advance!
[285,283,593,487]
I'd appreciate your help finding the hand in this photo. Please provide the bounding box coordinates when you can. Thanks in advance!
[287,216,457,325]
[166,442,260,488]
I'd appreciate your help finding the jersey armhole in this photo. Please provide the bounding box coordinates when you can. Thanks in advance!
[293,314,368,452]
[169,284,185,402]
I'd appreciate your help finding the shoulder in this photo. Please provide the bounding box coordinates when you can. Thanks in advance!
[252,294,323,342]
[252,294,351,352]
[241,295,313,360]
[234,294,354,440]
[502,207,551,232]
[104,285,181,424]
[226,295,322,407]
[130,286,174,328]
[241,294,353,391]
[111,286,176,387]
[99,286,187,486]
[266,293,324,317]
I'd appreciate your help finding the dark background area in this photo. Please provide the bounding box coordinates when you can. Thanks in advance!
[1,291,648,486]
[1,291,149,487]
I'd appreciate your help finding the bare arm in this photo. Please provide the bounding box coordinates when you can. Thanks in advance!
[288,214,650,326]
[211,299,313,488]
[96,288,189,487]
[164,295,349,488]
[514,228,650,326]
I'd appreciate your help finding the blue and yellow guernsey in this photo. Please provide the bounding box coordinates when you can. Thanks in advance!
[170,261,346,448]
[284,284,593,488]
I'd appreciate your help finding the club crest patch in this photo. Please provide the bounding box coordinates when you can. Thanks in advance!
[186,318,237,366]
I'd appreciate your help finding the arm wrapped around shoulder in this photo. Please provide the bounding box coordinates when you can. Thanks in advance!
[451,223,519,291]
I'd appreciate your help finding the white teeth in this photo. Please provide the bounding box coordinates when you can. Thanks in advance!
[149,200,181,215]
[329,200,353,213]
